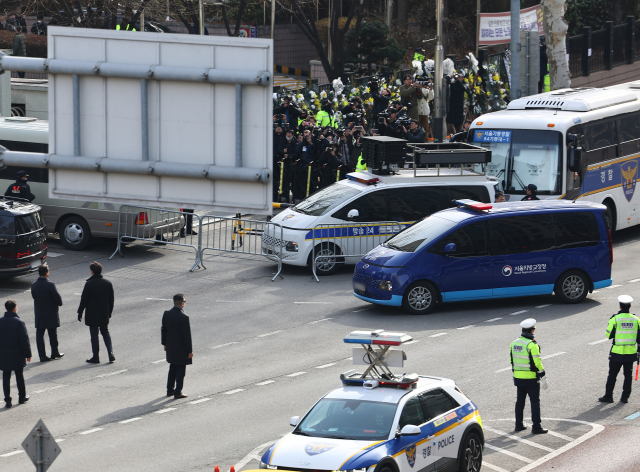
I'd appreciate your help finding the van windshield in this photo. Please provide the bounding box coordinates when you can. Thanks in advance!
[293,183,361,217]
[384,215,458,252]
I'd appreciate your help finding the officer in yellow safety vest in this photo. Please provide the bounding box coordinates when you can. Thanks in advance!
[414,47,425,62]
[510,318,548,434]
[599,295,640,403]
[355,153,367,172]
[116,24,137,31]
[315,100,338,128]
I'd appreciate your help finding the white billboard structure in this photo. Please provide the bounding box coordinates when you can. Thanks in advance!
[0,27,273,214]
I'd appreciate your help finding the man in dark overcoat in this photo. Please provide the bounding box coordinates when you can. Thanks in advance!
[0,300,32,408]
[31,264,64,362]
[77,262,115,364]
[161,293,193,400]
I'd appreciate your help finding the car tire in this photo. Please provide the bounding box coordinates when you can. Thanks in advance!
[309,243,341,276]
[555,270,588,304]
[375,466,394,472]
[402,281,437,315]
[457,432,482,472]
[59,216,92,251]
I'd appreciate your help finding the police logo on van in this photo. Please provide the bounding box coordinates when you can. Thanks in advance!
[502,265,512,277]
[304,443,337,456]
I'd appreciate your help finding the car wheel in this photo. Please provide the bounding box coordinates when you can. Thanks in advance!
[402,281,437,314]
[458,432,482,472]
[59,216,92,250]
[555,270,588,304]
[310,243,341,276]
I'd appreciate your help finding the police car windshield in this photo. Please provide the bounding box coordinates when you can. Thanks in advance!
[384,215,457,252]
[293,184,360,216]
[294,398,397,441]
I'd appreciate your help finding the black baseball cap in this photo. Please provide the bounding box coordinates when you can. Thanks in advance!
[16,170,28,178]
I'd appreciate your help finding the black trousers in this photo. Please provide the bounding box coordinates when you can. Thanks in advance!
[167,364,186,394]
[182,210,195,234]
[89,325,113,358]
[36,327,59,358]
[3,369,26,402]
[605,360,634,398]
[515,383,541,427]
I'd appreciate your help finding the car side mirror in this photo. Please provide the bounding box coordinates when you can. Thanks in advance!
[347,209,359,219]
[290,416,300,427]
[443,243,456,254]
[569,147,582,173]
[399,425,421,436]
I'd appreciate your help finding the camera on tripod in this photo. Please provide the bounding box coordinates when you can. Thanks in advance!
[377,110,390,124]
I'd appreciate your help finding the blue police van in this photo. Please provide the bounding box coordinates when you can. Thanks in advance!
[352,200,613,314]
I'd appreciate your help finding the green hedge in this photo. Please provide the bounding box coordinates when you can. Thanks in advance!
[0,30,48,58]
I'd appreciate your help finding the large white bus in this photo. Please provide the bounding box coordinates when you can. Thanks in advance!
[0,117,181,249]
[470,82,640,231]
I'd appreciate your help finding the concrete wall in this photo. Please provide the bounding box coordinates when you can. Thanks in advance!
[571,61,640,88]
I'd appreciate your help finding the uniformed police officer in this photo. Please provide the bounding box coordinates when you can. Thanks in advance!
[599,295,640,403]
[511,318,548,434]
[4,170,35,202]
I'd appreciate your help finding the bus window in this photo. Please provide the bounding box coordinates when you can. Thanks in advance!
[617,113,640,157]
[508,130,562,195]
[583,120,617,164]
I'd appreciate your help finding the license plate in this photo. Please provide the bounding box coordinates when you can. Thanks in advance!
[354,281,366,292]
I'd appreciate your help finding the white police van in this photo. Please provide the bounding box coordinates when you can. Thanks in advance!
[260,330,484,472]
[263,169,499,275]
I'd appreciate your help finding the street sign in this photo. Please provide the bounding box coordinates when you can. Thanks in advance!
[22,419,61,472]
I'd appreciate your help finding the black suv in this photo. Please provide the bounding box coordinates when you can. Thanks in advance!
[0,197,48,278]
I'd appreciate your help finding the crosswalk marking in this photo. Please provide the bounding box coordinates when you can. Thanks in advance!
[588,339,608,345]
[509,310,529,316]
[541,352,566,360]
[0,451,24,457]
[481,461,509,472]
[605,285,621,289]
[484,443,533,463]
[629,279,640,283]
[495,366,512,373]
[483,426,554,452]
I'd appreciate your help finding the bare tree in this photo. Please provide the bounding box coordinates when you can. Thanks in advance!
[542,0,571,89]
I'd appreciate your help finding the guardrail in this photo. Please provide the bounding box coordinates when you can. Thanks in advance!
[310,222,404,282]
[200,214,285,281]
[109,205,200,271]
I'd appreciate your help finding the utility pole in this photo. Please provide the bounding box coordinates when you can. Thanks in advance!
[433,0,445,142]
[475,0,480,56]
[510,0,520,99]
[140,9,145,32]
[199,0,204,35]
[271,0,276,39]
[327,0,333,67]
[385,0,393,28]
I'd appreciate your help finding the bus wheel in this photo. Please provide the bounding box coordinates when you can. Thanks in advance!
[60,216,92,250]
[555,270,588,304]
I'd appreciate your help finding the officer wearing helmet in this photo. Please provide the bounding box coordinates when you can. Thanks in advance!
[4,170,35,202]
[510,318,548,434]
[521,184,539,201]
[599,295,640,403]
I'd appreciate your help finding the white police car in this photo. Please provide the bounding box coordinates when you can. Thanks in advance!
[259,331,484,472]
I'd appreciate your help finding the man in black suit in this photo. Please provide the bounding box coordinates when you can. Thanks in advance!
[0,300,32,408]
[161,293,193,400]
[31,264,64,362]
[77,262,115,364]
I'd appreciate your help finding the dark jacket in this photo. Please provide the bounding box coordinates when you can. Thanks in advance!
[294,141,314,163]
[448,80,466,128]
[273,103,303,129]
[0,312,32,371]
[31,277,63,329]
[401,125,426,143]
[78,274,115,327]
[379,118,399,137]
[161,306,193,365]
[31,21,47,35]
[4,180,35,202]
[521,194,540,201]
[273,132,287,159]
[12,32,26,57]
[371,92,391,117]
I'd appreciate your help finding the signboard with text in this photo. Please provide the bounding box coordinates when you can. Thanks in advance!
[479,5,544,45]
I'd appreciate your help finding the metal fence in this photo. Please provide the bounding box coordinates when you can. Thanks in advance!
[591,29,607,72]
[310,222,403,282]
[199,214,284,281]
[613,24,627,67]
[636,21,640,61]
[567,35,582,78]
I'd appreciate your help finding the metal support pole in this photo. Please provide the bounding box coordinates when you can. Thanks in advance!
[475,0,481,56]
[433,0,445,142]
[140,10,145,31]
[73,74,80,156]
[386,0,393,28]
[510,0,520,99]
[36,426,43,472]
[235,84,242,167]
[199,0,204,35]
[141,79,149,161]
[525,31,530,97]
[271,0,275,40]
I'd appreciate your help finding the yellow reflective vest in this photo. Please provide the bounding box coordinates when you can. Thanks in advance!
[316,110,338,128]
[356,154,367,172]
[607,312,640,356]
[510,336,544,380]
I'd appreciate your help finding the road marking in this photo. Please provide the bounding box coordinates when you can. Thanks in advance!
[223,389,245,395]
[0,451,24,457]
[55,439,65,443]
[74,293,82,295]
[625,412,640,420]
[47,252,64,257]
[484,443,532,463]
[257,330,283,338]
[483,426,554,452]
[541,352,566,360]
[33,384,68,394]
[287,372,307,377]
[96,369,127,378]
[215,300,243,303]
[589,339,609,345]
[155,408,177,414]
[629,279,640,283]
[485,318,502,322]
[403,340,420,345]
[256,380,275,386]
[536,304,551,308]
[234,440,279,471]
[309,317,333,324]
[146,298,171,301]
[79,428,103,435]
[482,462,509,472]
[429,333,448,337]
[211,342,239,350]
[316,363,336,369]
[605,285,621,289]
[542,429,574,442]
[457,325,476,330]
[190,398,212,405]
[352,308,369,313]
[509,310,529,316]
[495,366,512,373]
[151,359,165,364]
[294,302,330,304]
[592,290,600,294]
[119,418,142,424]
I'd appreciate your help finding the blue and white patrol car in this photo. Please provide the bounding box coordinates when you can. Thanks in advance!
[260,331,485,472]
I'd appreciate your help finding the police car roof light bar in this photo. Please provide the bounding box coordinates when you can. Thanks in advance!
[343,330,413,346]
[454,199,493,212]
[346,174,380,185]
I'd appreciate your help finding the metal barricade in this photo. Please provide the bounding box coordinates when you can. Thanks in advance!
[199,214,285,281]
[109,205,202,272]
[311,221,404,282]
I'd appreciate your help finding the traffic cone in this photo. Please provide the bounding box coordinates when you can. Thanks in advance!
[215,467,219,472]
[231,467,236,472]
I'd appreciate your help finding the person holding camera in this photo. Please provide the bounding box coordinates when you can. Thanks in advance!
[372,88,391,123]
[400,75,424,122]
[399,119,426,143]
[378,109,400,137]
[390,100,408,118]
[337,129,353,167]
[274,96,302,131]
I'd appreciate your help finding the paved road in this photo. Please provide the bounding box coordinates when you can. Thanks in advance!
[1,225,640,471]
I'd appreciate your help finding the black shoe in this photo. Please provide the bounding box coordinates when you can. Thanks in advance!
[515,424,527,432]
[40,356,52,362]
[109,354,115,363]
[174,393,188,399]
[187,230,197,236]
[154,235,167,245]
[5,401,11,408]
[532,426,548,434]
[621,396,629,403]
[51,352,64,359]
[19,396,29,405]
[86,358,100,364]
[167,390,175,397]
[599,395,614,403]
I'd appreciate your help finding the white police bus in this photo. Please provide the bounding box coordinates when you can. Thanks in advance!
[470,81,640,231]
